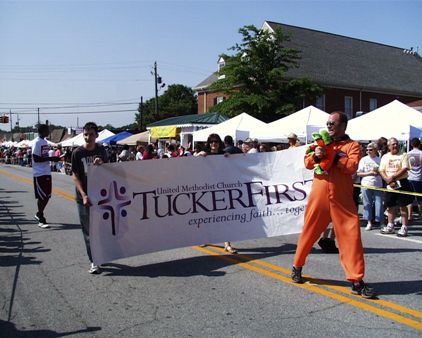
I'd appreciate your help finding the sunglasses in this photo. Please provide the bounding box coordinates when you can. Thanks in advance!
[326,122,337,127]
[209,140,219,144]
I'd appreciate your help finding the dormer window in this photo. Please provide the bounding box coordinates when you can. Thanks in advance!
[218,57,225,71]
[218,57,226,79]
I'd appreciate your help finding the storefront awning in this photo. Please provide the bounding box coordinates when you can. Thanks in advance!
[150,126,177,138]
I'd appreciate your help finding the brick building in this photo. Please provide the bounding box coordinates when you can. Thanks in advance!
[194,21,422,119]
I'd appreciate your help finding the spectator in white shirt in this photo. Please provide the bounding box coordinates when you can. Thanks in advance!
[357,142,384,231]
[407,137,422,220]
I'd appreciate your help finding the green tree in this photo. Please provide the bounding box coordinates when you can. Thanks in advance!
[10,123,67,133]
[100,123,140,133]
[209,25,322,122]
[135,84,197,130]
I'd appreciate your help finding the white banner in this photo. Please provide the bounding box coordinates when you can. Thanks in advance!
[88,147,313,265]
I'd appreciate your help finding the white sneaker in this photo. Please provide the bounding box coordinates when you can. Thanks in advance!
[365,223,372,231]
[89,263,101,274]
[35,214,49,228]
[380,224,395,234]
[397,226,408,237]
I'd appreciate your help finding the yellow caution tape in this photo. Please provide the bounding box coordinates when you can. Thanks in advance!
[354,184,422,197]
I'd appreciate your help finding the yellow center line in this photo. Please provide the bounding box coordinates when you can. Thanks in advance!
[0,168,75,201]
[308,278,422,320]
[204,244,422,320]
[1,169,33,185]
[192,245,422,331]
[2,168,421,330]
[214,246,422,320]
[52,187,75,201]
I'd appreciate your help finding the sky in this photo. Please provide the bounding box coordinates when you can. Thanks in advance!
[1,0,421,131]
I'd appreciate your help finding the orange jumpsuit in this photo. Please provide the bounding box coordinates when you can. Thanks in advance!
[293,137,364,282]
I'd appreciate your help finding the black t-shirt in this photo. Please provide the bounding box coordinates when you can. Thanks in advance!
[71,143,108,203]
[223,145,243,154]
[207,149,224,155]
[63,149,72,163]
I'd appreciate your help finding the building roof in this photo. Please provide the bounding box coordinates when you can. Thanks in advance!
[49,128,66,143]
[408,99,422,113]
[147,112,228,128]
[194,73,219,91]
[194,20,422,97]
[407,99,422,108]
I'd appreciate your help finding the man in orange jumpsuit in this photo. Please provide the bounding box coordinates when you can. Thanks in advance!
[291,111,376,299]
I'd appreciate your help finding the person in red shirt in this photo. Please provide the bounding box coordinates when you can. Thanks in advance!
[142,144,156,160]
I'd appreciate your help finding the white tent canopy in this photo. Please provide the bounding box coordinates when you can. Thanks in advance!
[0,140,18,148]
[59,133,85,147]
[117,131,151,145]
[16,139,34,148]
[15,138,57,148]
[347,100,422,141]
[60,129,114,147]
[250,106,329,143]
[192,113,267,143]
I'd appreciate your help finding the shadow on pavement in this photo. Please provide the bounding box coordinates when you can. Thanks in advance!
[100,243,294,278]
[362,246,422,254]
[295,276,422,297]
[0,189,50,267]
[0,226,48,267]
[48,223,82,231]
[373,280,422,296]
[0,319,101,337]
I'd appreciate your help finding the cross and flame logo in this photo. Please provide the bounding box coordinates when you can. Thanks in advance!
[98,181,131,236]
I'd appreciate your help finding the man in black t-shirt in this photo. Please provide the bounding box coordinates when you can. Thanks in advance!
[223,135,242,154]
[71,122,108,274]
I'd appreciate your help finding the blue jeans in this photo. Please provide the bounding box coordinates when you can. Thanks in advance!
[77,203,93,262]
[362,188,383,222]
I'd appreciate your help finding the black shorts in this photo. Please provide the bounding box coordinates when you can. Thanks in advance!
[384,178,414,208]
[409,180,422,202]
[33,175,52,201]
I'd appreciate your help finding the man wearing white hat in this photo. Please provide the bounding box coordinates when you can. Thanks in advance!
[287,133,299,148]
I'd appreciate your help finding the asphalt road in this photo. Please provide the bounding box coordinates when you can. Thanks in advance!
[1,164,421,337]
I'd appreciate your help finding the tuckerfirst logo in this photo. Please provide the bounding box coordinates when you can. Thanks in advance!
[98,181,132,235]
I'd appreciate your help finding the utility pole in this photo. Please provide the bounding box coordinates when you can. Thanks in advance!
[37,107,40,125]
[9,109,13,141]
[154,61,159,120]
[16,114,20,134]
[140,96,144,131]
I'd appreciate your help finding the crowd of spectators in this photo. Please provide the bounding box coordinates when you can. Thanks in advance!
[1,132,421,236]
[0,146,32,166]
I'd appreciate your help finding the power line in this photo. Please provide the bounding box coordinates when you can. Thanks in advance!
[0,59,214,76]
[0,78,151,82]
[158,60,215,74]
[0,98,141,105]
[0,59,213,73]
[0,61,154,73]
[0,102,139,110]
[7,109,137,115]
[0,60,154,68]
